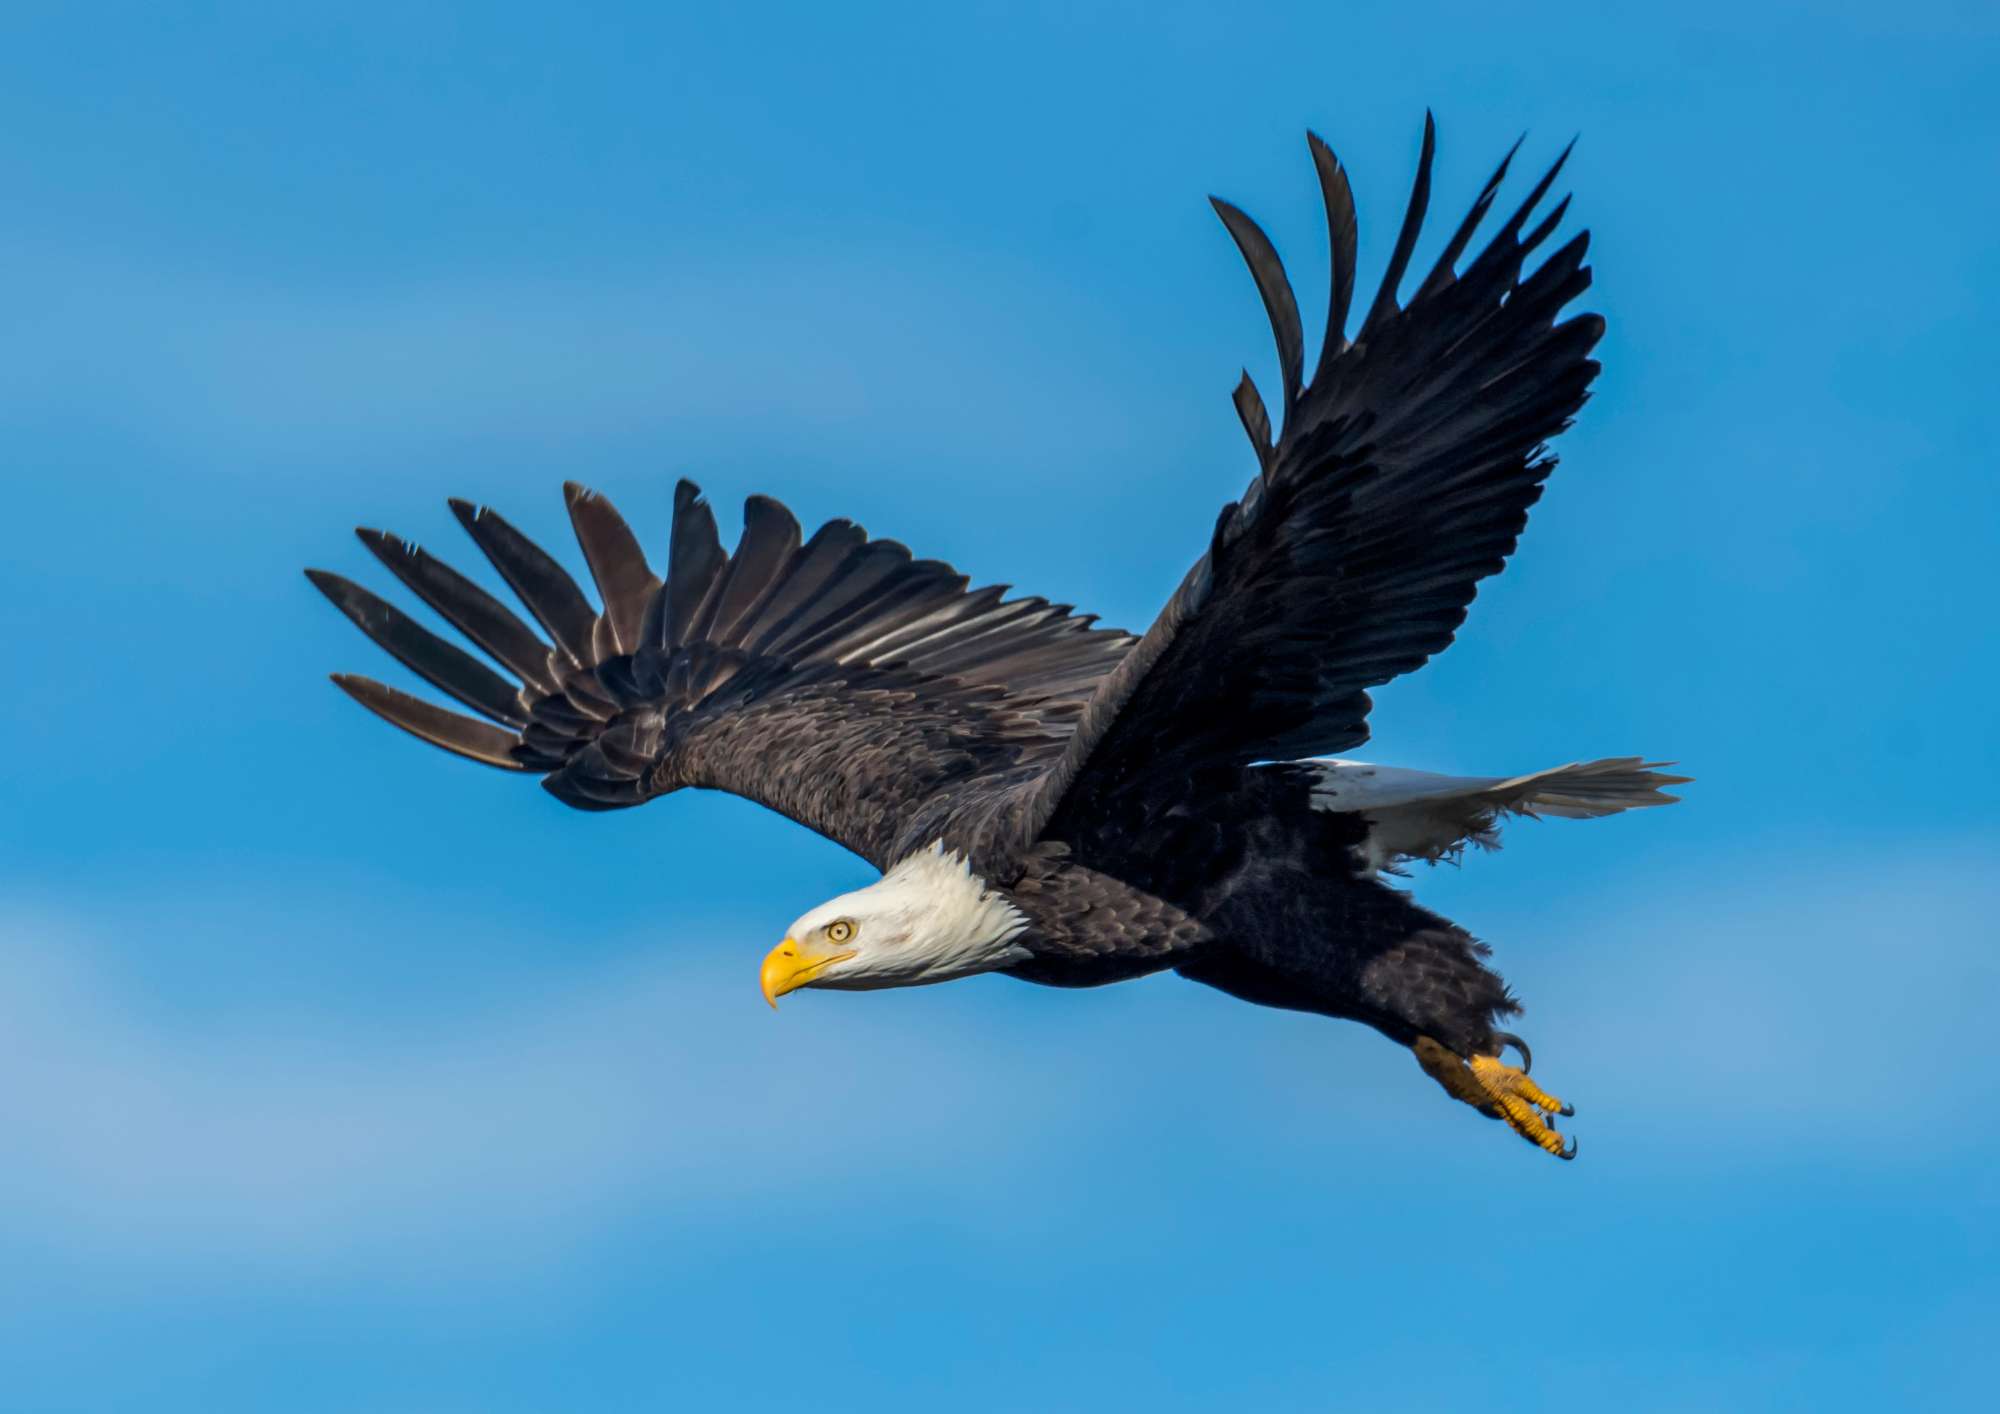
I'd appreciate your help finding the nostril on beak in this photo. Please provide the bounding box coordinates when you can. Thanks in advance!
[761,938,807,1010]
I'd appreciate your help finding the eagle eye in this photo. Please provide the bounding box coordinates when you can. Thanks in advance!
[826,919,856,944]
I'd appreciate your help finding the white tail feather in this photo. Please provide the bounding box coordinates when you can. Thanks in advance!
[1292,756,1689,875]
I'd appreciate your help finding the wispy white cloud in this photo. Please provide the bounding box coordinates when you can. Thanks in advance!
[1,843,1990,1274]
[0,910,1110,1272]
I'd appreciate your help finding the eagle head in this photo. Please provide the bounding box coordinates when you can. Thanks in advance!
[759,841,1032,1005]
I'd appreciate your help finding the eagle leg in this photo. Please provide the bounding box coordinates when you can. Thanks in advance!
[1412,1035,1577,1161]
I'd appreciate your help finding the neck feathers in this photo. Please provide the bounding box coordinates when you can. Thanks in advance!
[883,840,1030,958]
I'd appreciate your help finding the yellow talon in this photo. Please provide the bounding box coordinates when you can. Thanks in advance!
[1468,1052,1576,1159]
[1413,1037,1577,1161]
[1470,1054,1569,1115]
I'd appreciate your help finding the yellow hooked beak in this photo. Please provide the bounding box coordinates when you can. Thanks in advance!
[760,936,857,1008]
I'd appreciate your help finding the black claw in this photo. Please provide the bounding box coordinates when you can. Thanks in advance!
[1559,1102,1576,1117]
[1559,1135,1578,1161]
[1494,1031,1533,1073]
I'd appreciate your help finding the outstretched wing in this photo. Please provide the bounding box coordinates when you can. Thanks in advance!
[309,481,1135,868]
[1023,117,1604,841]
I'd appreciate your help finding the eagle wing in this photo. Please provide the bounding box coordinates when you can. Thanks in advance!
[310,481,1135,869]
[1021,117,1604,843]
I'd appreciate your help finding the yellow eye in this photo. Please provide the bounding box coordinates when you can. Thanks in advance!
[826,920,855,945]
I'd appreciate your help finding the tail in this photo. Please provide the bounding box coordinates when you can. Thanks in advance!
[1480,757,1690,819]
[1289,755,1689,874]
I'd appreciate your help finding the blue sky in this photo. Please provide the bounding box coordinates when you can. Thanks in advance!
[1,2,1995,1409]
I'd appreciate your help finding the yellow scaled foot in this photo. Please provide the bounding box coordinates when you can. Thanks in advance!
[1468,1053,1575,1160]
[1412,1035,1577,1161]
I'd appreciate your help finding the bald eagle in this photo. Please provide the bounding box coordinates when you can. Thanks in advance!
[308,118,1685,1161]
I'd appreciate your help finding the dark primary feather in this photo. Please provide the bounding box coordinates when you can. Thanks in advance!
[305,570,527,728]
[356,529,565,698]
[565,483,661,658]
[329,674,527,770]
[1023,119,1603,845]
[1210,196,1305,418]
[309,481,1137,867]
[447,499,598,667]
[1306,131,1358,387]
[684,494,800,647]
[1360,110,1437,338]
[656,479,726,652]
